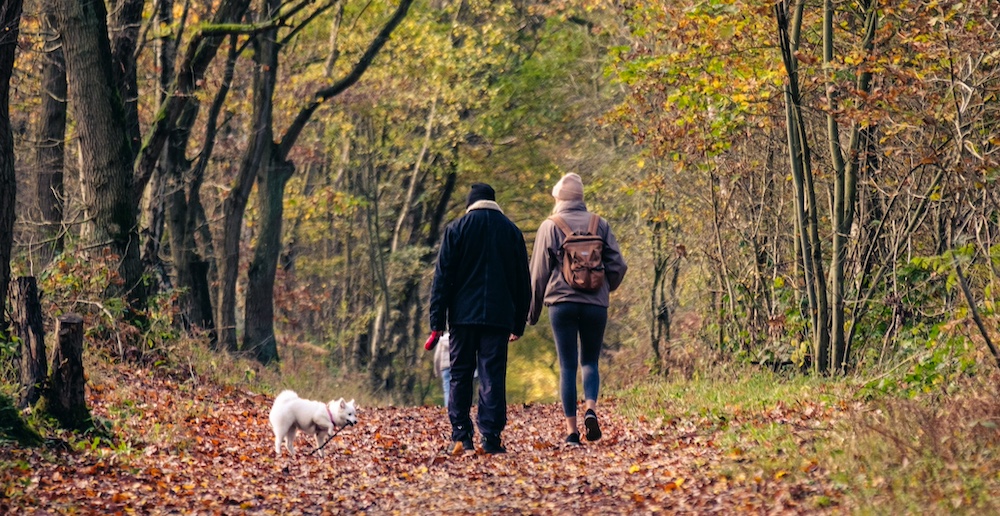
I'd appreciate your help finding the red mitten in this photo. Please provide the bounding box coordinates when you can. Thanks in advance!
[424,330,441,351]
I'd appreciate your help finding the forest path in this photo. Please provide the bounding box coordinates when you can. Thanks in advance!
[2,365,840,514]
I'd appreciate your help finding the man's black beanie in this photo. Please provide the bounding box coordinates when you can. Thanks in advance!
[467,182,496,207]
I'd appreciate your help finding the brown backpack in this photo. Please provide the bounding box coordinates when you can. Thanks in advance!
[550,213,605,292]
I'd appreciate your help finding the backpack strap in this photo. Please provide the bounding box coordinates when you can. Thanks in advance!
[548,215,575,237]
[586,213,600,236]
[550,213,601,237]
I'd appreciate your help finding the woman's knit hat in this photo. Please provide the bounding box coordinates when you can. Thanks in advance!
[551,173,584,201]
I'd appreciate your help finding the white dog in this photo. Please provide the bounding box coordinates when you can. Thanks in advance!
[269,390,357,457]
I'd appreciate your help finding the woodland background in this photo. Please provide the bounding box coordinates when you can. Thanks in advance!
[1,0,999,512]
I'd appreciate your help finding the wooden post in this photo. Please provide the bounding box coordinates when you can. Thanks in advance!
[12,277,47,408]
[46,313,91,430]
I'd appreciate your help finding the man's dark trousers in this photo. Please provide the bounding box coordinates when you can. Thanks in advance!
[448,325,508,444]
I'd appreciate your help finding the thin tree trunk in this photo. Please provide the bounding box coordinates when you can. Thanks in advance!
[709,169,737,347]
[323,0,343,77]
[954,259,1000,370]
[824,0,848,374]
[827,1,878,374]
[184,33,236,338]
[34,2,67,265]
[372,97,437,354]
[0,0,21,336]
[140,0,177,299]
[777,0,829,373]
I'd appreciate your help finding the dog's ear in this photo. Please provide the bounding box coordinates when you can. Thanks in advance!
[339,399,347,409]
[348,399,355,406]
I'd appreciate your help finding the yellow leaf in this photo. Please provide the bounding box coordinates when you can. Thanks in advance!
[628,464,641,474]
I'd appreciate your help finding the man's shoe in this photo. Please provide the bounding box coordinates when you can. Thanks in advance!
[565,432,581,446]
[482,437,507,454]
[584,409,602,441]
[450,439,475,455]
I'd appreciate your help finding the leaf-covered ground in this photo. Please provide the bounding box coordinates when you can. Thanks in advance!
[1,366,843,514]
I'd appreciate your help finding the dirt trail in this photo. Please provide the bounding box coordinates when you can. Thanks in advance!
[1,367,838,514]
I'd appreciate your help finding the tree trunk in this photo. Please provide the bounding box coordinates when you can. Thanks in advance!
[34,2,67,265]
[243,151,289,364]
[217,15,275,354]
[13,277,46,408]
[240,0,415,364]
[826,0,878,374]
[372,97,436,356]
[776,1,829,373]
[46,314,91,430]
[0,0,22,336]
[55,0,146,314]
[140,0,180,300]
[108,0,144,158]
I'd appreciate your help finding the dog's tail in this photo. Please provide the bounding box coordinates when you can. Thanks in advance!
[273,390,299,406]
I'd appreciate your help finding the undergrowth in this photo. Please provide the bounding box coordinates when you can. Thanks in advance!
[614,361,1000,514]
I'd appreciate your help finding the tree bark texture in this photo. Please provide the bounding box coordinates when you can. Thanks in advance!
[240,0,285,364]
[34,2,67,264]
[168,35,236,334]
[243,149,287,364]
[0,0,23,335]
[109,0,144,158]
[217,24,274,354]
[13,277,46,408]
[47,314,91,430]
[54,0,146,312]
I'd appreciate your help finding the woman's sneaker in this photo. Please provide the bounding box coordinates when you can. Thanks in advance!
[584,409,602,441]
[565,432,581,446]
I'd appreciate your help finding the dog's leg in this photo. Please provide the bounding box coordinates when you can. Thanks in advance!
[274,431,283,457]
[286,428,297,457]
[314,431,326,457]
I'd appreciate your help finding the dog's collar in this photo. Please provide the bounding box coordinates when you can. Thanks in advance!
[327,405,338,429]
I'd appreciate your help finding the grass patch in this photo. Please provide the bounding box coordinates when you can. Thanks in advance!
[835,371,1000,514]
[613,365,1000,513]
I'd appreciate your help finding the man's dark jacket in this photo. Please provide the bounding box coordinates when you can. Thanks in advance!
[429,204,530,336]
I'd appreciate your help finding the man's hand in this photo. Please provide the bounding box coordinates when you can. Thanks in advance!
[508,334,520,342]
[424,330,442,351]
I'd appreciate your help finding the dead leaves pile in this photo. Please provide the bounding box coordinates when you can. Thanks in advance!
[1,366,841,514]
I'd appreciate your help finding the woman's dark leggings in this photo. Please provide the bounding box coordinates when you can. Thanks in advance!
[549,302,608,418]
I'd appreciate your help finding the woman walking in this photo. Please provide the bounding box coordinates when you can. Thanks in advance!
[528,173,627,445]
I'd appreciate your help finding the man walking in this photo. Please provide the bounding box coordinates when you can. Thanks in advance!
[426,183,530,454]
